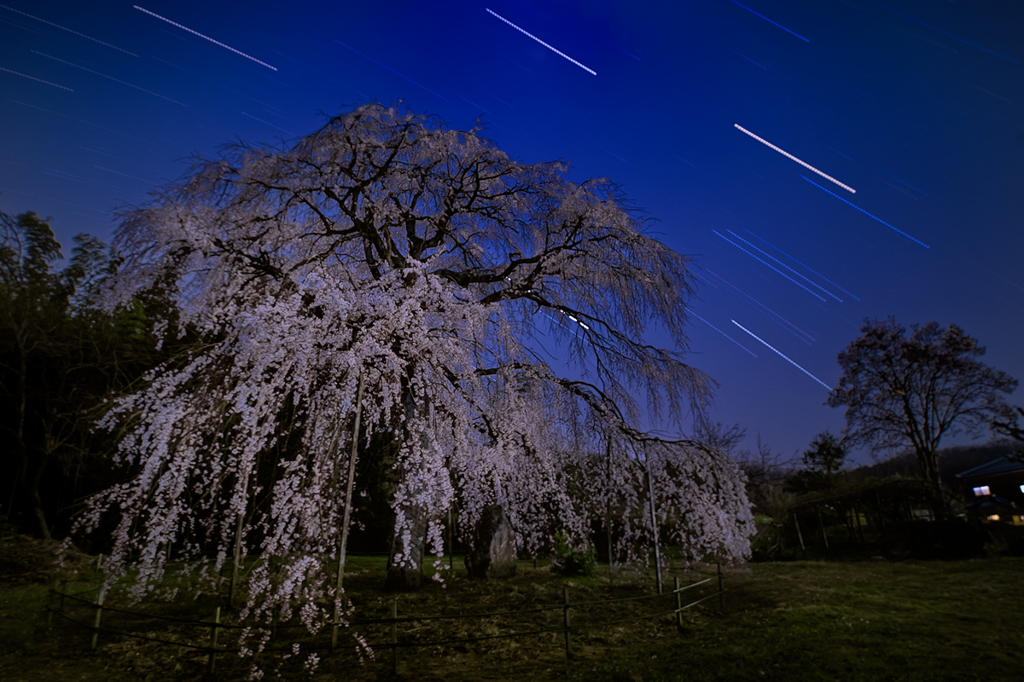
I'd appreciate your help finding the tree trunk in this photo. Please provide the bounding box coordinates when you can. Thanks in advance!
[916,447,948,518]
[916,447,940,488]
[385,372,429,591]
[28,456,52,541]
[385,502,427,591]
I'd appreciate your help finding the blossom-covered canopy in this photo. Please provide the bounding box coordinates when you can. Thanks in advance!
[83,103,752,642]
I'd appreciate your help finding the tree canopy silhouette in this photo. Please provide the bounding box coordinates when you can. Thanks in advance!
[828,317,1016,486]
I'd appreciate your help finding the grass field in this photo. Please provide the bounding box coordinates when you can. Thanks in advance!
[570,558,1024,682]
[1,549,1022,681]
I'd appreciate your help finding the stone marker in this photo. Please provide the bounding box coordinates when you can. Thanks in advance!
[465,505,517,579]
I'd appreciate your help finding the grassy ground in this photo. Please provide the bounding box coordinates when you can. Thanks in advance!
[1,540,1022,681]
[570,559,1024,682]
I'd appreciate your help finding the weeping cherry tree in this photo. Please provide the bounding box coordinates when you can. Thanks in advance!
[78,103,753,663]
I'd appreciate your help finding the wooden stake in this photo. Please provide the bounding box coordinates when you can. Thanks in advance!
[717,562,725,610]
[229,469,252,608]
[644,452,663,594]
[47,577,58,627]
[816,507,829,549]
[448,506,454,573]
[90,590,105,650]
[674,576,683,630]
[793,514,807,559]
[857,504,868,544]
[563,586,571,660]
[391,598,398,676]
[207,606,221,673]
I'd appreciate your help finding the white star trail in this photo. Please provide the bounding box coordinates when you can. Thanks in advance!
[0,65,73,91]
[735,124,855,193]
[691,312,757,357]
[486,8,596,76]
[731,321,832,391]
[133,6,277,71]
[33,51,186,106]
[0,3,137,56]
[703,269,816,344]
[241,112,294,136]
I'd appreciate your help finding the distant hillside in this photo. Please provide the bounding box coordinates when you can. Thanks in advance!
[847,440,1019,483]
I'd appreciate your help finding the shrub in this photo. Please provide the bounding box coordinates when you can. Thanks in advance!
[550,530,597,577]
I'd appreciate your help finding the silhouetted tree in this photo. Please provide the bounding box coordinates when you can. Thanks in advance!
[991,405,1024,461]
[828,318,1017,488]
[694,420,746,458]
[0,211,146,538]
[788,430,846,494]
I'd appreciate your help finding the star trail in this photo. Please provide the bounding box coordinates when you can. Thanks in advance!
[1,0,1020,461]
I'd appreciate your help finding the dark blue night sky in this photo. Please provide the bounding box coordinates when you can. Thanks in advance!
[2,0,1022,463]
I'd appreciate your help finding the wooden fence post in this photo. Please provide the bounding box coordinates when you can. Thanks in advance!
[391,598,398,676]
[717,562,725,611]
[448,506,455,573]
[674,576,682,630]
[563,586,571,660]
[91,590,105,650]
[207,606,221,673]
[854,504,866,545]
[47,578,58,627]
[793,513,807,559]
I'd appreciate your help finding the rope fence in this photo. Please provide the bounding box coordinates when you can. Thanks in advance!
[46,562,731,675]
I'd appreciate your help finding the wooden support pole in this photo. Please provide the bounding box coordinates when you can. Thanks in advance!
[333,371,365,651]
[47,578,58,627]
[816,507,829,549]
[391,599,398,676]
[448,506,454,573]
[563,586,571,660]
[90,590,105,650]
[854,504,866,545]
[674,576,683,630]
[207,606,221,674]
[793,513,807,559]
[644,454,663,594]
[229,471,252,608]
[717,562,725,610]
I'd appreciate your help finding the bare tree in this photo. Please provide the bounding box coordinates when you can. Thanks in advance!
[693,420,746,458]
[828,318,1017,487]
[991,405,1024,461]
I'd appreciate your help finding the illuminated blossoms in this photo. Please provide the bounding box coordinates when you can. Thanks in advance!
[82,103,753,659]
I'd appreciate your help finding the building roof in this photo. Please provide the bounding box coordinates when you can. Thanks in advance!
[954,456,1024,480]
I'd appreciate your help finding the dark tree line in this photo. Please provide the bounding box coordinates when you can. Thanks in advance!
[0,210,175,540]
